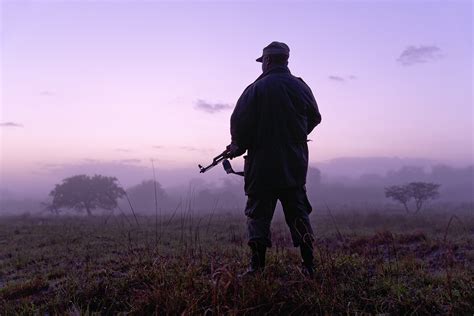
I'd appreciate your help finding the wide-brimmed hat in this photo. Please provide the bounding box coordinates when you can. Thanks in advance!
[256,41,290,62]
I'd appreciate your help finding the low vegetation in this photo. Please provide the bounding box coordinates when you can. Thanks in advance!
[0,208,473,314]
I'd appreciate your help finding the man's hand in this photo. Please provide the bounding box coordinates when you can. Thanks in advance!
[225,143,245,159]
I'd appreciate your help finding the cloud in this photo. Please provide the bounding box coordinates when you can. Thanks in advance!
[179,146,214,154]
[328,75,359,83]
[194,99,233,113]
[328,76,345,82]
[39,91,55,96]
[153,145,212,154]
[179,146,200,152]
[397,45,442,66]
[120,159,141,164]
[0,122,23,127]
[83,158,100,164]
[115,148,132,153]
[38,163,65,171]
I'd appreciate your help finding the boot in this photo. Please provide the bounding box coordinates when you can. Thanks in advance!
[300,243,315,278]
[240,242,266,278]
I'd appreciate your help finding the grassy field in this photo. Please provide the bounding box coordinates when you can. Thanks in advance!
[0,209,473,315]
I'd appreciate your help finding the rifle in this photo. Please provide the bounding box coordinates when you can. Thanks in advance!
[198,149,229,173]
[198,150,244,176]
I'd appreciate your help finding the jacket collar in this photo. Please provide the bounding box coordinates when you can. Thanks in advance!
[255,65,291,82]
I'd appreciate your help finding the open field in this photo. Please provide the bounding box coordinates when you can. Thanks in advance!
[0,209,473,314]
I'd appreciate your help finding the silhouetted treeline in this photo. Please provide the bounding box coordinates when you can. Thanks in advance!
[119,164,473,214]
[0,164,472,215]
[118,178,246,214]
[311,164,473,206]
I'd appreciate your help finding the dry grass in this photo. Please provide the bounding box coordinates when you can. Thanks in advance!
[0,210,473,314]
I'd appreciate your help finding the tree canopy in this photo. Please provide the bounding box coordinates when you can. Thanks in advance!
[49,174,125,215]
[126,180,167,213]
[385,182,440,213]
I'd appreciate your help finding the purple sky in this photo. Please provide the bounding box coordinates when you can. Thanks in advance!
[1,0,473,193]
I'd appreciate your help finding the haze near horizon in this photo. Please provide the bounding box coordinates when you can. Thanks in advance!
[1,0,473,195]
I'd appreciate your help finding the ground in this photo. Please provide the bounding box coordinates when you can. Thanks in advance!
[0,208,473,314]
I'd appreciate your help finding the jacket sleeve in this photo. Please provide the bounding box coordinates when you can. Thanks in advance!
[230,84,258,150]
[307,91,321,135]
[303,82,321,135]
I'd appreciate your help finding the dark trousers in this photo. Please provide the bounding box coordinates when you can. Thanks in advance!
[245,186,314,248]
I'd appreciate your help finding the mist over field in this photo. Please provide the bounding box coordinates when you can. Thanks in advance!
[1,156,472,215]
[1,1,472,216]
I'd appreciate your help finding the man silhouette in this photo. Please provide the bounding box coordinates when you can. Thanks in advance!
[227,41,322,276]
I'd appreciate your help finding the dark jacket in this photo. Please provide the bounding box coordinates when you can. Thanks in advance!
[230,65,321,194]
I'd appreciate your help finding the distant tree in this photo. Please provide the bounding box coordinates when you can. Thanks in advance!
[385,182,440,213]
[384,185,412,213]
[41,201,61,215]
[126,180,167,213]
[408,182,440,213]
[387,166,427,183]
[49,174,125,215]
[308,167,322,183]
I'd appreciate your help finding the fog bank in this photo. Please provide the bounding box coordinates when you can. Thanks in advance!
[1,157,472,215]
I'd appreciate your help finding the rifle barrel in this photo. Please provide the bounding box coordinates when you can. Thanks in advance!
[198,154,226,173]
